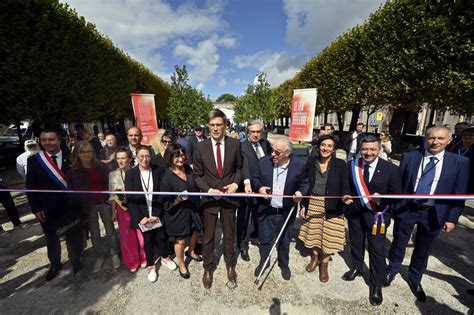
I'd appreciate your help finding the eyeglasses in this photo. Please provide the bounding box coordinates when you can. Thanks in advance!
[137,156,151,161]
[161,140,173,144]
[271,148,288,156]
[249,130,262,134]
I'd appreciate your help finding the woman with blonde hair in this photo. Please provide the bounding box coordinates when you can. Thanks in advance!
[68,140,120,273]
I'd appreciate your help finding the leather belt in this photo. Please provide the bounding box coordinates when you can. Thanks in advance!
[413,203,435,211]
[270,207,285,213]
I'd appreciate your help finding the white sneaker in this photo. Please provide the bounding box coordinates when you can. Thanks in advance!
[130,268,138,273]
[141,262,147,269]
[112,254,121,269]
[147,266,157,282]
[93,257,105,273]
[161,256,177,271]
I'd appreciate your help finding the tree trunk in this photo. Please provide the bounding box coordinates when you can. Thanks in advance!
[15,121,24,148]
[389,108,411,153]
[348,104,360,131]
[324,111,328,124]
[336,112,344,132]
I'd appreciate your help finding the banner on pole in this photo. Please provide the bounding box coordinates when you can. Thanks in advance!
[289,88,317,142]
[130,93,159,146]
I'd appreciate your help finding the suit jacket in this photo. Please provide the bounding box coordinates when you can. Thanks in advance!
[193,136,242,213]
[125,165,164,227]
[302,156,350,218]
[395,150,470,227]
[252,155,310,222]
[344,131,365,153]
[240,138,271,183]
[26,150,78,229]
[346,158,402,228]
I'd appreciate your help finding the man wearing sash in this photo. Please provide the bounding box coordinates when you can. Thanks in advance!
[384,126,470,302]
[342,135,401,305]
[26,129,83,281]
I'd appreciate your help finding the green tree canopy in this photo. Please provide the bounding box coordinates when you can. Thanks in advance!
[216,93,237,102]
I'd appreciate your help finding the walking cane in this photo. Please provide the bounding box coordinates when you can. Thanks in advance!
[254,205,296,285]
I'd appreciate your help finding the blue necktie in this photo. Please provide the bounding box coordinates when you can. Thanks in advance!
[415,157,437,203]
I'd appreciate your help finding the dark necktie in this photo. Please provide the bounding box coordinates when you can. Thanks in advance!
[254,143,262,159]
[363,163,370,184]
[415,157,437,203]
[51,155,58,166]
[216,142,223,177]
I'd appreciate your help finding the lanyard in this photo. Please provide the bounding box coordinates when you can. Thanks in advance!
[276,166,288,181]
[140,169,151,192]
[458,148,469,156]
[420,156,440,178]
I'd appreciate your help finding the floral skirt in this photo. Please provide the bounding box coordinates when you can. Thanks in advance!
[298,197,346,254]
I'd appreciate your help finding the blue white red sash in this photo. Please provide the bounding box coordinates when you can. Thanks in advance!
[351,158,377,211]
[36,151,67,189]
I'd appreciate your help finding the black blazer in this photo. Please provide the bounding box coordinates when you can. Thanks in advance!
[346,158,402,227]
[125,165,164,228]
[302,156,350,218]
[26,150,78,229]
[240,138,271,183]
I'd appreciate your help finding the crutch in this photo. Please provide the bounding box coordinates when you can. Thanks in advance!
[254,205,296,285]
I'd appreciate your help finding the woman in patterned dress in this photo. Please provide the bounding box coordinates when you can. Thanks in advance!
[299,135,351,282]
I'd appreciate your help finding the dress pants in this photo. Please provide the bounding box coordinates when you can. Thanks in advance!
[42,222,83,268]
[387,207,441,284]
[258,208,292,268]
[236,198,258,251]
[347,211,386,286]
[142,226,168,266]
[0,191,21,226]
[88,203,119,257]
[202,207,236,271]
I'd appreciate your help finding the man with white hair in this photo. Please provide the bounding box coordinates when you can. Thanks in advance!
[16,139,39,178]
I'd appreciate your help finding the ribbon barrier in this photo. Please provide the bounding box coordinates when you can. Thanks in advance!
[1,188,474,200]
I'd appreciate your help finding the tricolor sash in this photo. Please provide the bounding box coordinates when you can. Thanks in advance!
[351,158,386,235]
[37,151,67,189]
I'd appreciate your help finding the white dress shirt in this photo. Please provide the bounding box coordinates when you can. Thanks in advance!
[271,159,290,208]
[47,150,63,170]
[414,150,445,206]
[362,157,380,183]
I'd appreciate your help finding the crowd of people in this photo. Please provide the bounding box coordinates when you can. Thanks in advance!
[1,109,473,307]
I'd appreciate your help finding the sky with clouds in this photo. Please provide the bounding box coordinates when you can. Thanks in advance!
[62,0,385,100]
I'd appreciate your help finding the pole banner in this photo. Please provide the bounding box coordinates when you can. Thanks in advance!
[289,88,317,142]
[130,93,159,146]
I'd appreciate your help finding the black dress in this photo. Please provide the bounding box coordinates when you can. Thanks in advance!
[159,164,202,240]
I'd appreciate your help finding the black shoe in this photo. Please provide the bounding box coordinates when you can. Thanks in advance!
[342,268,362,281]
[45,264,62,281]
[408,279,426,302]
[467,289,474,296]
[254,263,269,277]
[383,273,396,287]
[185,250,203,262]
[240,249,250,262]
[280,266,291,281]
[179,269,190,279]
[369,286,383,306]
[73,264,83,277]
[250,238,260,246]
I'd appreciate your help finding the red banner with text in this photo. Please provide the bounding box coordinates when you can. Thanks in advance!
[289,88,317,142]
[130,93,159,146]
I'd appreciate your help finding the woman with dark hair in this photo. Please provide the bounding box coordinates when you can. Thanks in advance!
[298,135,351,283]
[125,145,176,282]
[109,147,146,273]
[159,143,202,279]
[68,140,120,273]
[152,130,176,169]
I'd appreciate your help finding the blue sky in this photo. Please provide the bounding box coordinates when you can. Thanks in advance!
[62,0,384,100]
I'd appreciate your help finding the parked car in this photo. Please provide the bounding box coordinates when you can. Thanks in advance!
[0,122,32,149]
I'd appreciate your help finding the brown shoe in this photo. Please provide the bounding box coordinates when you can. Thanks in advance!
[202,270,213,289]
[319,262,329,283]
[305,255,320,273]
[227,266,237,283]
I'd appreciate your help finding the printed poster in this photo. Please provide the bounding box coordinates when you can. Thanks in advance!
[289,88,317,142]
[130,93,159,146]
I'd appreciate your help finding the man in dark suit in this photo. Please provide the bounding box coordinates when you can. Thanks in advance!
[342,135,402,306]
[193,109,242,289]
[252,138,309,280]
[26,129,83,281]
[237,120,272,261]
[188,125,205,164]
[384,126,470,302]
[345,122,365,161]
[125,127,155,166]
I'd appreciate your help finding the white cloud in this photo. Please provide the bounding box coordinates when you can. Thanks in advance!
[233,78,245,85]
[62,0,228,78]
[233,51,308,87]
[196,82,205,91]
[284,0,385,53]
[174,35,236,82]
[218,78,227,87]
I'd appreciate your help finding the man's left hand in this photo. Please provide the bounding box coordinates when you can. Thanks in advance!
[443,222,456,233]
[293,191,303,203]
